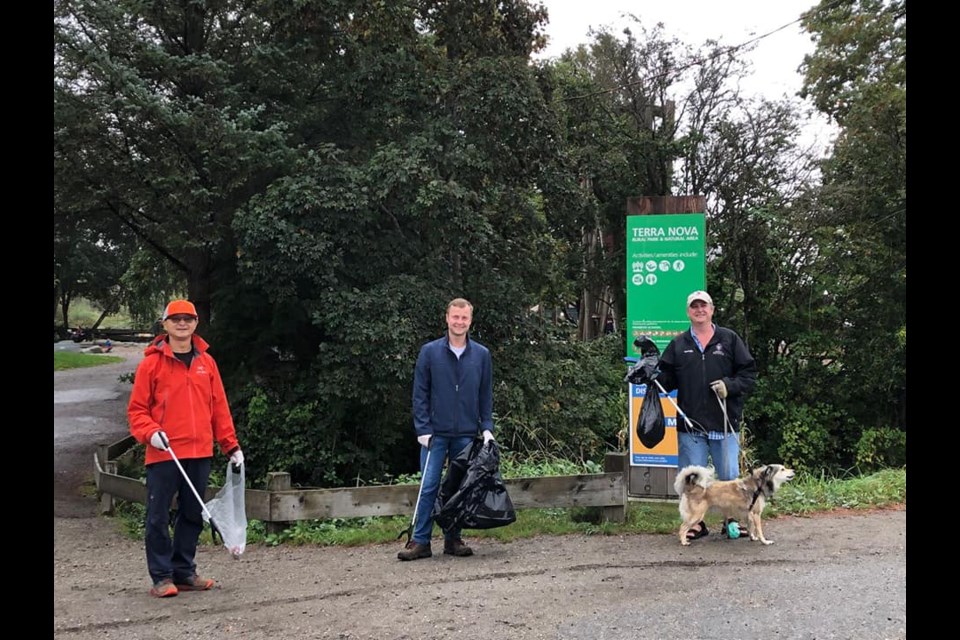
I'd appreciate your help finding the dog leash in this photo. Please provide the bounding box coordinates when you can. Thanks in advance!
[713,389,740,472]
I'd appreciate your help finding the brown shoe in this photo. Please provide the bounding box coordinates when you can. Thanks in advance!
[397,541,432,561]
[149,578,178,598]
[443,538,474,557]
[174,574,214,591]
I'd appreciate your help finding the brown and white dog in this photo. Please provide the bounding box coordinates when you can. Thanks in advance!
[674,464,795,546]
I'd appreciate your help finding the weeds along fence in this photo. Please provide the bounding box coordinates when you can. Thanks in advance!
[95,435,629,531]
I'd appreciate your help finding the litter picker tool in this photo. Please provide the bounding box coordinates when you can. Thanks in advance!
[157,432,233,558]
[397,440,433,544]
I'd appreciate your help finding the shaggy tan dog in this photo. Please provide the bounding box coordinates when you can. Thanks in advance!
[674,464,795,546]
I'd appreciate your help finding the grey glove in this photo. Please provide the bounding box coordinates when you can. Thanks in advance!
[482,430,495,444]
[149,430,169,451]
[229,449,244,466]
[710,380,728,399]
[417,434,431,448]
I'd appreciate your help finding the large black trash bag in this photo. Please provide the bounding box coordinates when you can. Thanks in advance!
[433,440,517,531]
[636,382,666,448]
[624,335,662,385]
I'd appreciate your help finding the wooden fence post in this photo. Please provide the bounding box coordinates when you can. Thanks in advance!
[266,472,292,536]
[100,461,117,514]
[602,452,628,523]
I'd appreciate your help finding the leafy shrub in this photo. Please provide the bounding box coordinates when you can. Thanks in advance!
[855,427,906,473]
[493,333,625,465]
[775,403,847,474]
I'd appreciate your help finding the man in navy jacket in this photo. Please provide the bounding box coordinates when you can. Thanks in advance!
[398,298,495,561]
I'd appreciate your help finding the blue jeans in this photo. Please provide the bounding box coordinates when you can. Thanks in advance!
[412,434,475,545]
[677,431,739,481]
[144,458,211,584]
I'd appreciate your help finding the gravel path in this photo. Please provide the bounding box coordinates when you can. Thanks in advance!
[53,344,906,640]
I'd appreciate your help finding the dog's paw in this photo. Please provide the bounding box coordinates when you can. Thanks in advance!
[680,539,691,546]
[761,539,774,545]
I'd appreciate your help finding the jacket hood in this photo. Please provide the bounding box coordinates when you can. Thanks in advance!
[143,333,211,358]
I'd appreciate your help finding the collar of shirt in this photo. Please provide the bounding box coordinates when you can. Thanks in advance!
[689,324,717,353]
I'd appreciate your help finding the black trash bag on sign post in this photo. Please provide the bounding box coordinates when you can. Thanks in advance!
[624,335,662,386]
[433,439,517,531]
[636,382,666,449]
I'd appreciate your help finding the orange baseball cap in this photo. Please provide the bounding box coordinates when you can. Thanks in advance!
[162,300,198,320]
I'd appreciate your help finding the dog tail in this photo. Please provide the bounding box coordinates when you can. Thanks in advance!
[674,465,714,494]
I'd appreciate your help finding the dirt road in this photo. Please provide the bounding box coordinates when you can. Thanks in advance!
[54,344,906,640]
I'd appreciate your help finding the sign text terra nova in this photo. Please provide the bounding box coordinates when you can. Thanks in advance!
[631,226,700,238]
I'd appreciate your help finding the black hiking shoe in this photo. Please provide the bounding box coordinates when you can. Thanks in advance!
[397,541,432,561]
[443,538,474,557]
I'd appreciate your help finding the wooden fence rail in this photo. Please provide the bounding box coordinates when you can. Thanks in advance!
[94,436,628,526]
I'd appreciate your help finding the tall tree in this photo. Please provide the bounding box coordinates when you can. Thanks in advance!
[55,0,306,326]
[226,0,573,484]
[545,21,686,338]
[799,0,906,430]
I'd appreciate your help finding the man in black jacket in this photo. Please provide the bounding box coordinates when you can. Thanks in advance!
[656,290,757,540]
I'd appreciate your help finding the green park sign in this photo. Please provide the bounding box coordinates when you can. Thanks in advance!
[625,212,705,468]
[625,213,706,357]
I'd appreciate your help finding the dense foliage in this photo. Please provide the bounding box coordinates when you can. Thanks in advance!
[55,0,906,485]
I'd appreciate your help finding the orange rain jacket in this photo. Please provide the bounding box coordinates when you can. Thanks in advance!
[128,334,239,466]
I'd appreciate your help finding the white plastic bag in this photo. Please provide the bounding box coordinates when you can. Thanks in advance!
[204,462,248,558]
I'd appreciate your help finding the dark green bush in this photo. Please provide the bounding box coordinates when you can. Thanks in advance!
[855,427,906,473]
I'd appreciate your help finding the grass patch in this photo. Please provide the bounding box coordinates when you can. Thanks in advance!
[765,467,907,516]
[54,351,124,371]
[63,297,135,329]
[107,466,905,549]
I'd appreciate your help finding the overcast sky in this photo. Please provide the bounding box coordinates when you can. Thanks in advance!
[536,0,817,99]
[534,0,833,150]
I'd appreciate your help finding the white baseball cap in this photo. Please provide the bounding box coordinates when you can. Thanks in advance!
[686,290,713,307]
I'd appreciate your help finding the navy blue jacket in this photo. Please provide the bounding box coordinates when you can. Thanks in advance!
[413,335,494,438]
[656,326,757,434]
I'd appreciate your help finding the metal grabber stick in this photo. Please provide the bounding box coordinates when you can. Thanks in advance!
[157,432,225,546]
[650,378,697,432]
[398,440,433,544]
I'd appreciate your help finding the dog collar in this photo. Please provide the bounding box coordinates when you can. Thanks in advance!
[748,467,775,510]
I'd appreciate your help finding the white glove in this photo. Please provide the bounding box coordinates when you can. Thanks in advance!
[417,434,431,448]
[229,449,244,466]
[710,379,728,399]
[150,431,169,451]
[482,430,495,444]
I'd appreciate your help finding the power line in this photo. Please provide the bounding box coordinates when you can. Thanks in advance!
[557,2,840,103]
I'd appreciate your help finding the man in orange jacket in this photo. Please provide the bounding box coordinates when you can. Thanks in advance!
[128,299,244,598]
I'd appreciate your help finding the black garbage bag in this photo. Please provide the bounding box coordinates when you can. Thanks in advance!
[624,335,662,385]
[636,382,666,448]
[625,354,661,385]
[433,440,517,531]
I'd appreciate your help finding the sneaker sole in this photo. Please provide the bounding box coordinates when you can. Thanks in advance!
[150,587,178,598]
[175,582,213,591]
